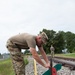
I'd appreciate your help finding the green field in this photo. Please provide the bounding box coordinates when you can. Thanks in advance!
[0,58,15,75]
[55,53,75,58]
[0,58,28,75]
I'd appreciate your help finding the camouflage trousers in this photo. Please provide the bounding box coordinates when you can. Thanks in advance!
[6,40,25,75]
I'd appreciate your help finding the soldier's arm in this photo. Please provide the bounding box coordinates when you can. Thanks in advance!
[29,47,45,67]
[38,46,49,64]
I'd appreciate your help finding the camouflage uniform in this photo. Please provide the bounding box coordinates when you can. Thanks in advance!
[6,40,25,75]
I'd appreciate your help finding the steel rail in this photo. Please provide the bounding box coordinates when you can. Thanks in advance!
[40,56,75,70]
[47,56,75,61]
[54,56,75,61]
[52,58,75,70]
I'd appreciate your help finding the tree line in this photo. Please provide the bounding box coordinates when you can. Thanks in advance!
[41,29,75,54]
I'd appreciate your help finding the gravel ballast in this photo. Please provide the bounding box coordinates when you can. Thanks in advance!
[25,56,75,75]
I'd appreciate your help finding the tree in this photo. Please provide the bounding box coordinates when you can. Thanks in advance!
[65,31,75,53]
[40,29,75,53]
[53,31,65,53]
[0,53,1,56]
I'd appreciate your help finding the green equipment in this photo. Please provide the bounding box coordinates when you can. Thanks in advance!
[43,63,62,75]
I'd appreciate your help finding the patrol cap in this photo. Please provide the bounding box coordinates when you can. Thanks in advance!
[39,32,48,44]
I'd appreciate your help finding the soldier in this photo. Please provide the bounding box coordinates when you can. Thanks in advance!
[6,32,50,75]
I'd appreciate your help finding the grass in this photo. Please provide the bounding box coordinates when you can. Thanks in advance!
[0,57,29,75]
[0,58,14,75]
[55,53,75,58]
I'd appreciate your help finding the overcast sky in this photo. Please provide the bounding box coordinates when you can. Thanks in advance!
[0,0,75,54]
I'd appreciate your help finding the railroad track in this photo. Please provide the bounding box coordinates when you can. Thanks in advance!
[26,56,75,75]
[34,57,75,75]
[49,56,75,61]
[47,56,75,70]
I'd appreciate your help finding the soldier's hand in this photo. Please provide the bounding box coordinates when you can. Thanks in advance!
[44,63,50,68]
